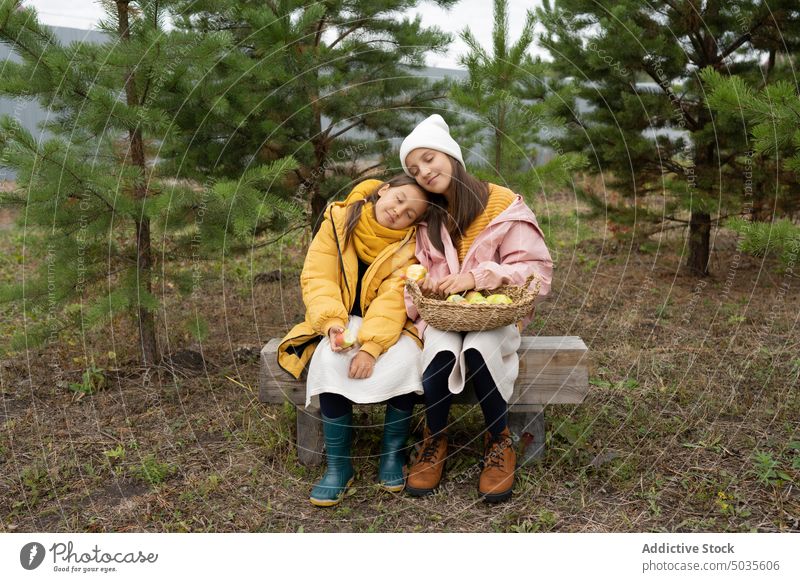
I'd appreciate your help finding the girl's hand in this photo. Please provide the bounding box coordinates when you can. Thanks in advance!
[328,326,355,353]
[420,276,440,295]
[349,350,376,379]
[437,272,476,296]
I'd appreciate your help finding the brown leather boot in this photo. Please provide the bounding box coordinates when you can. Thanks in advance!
[405,426,447,496]
[478,427,515,503]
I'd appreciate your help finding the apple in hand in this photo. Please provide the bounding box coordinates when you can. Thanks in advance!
[486,294,513,305]
[405,265,427,282]
[446,294,466,303]
[334,329,356,348]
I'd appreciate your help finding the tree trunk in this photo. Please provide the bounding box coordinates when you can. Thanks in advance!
[495,103,506,174]
[687,211,711,276]
[118,1,159,366]
[309,95,327,235]
[494,126,503,175]
[310,185,327,235]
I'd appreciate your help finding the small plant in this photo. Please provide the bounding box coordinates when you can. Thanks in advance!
[715,490,733,515]
[655,299,672,320]
[509,509,558,533]
[69,362,106,395]
[751,450,793,486]
[788,442,800,471]
[103,444,126,465]
[132,455,174,486]
[20,464,50,508]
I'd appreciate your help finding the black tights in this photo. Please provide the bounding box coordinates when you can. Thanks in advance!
[319,391,416,419]
[423,349,507,438]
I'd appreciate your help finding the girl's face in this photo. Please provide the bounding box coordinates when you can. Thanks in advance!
[374,182,428,229]
[404,148,453,195]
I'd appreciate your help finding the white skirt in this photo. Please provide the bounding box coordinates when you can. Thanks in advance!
[305,316,424,407]
[421,325,521,402]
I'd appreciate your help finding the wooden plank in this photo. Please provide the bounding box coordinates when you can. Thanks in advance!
[260,336,590,405]
[296,407,323,466]
[520,335,587,352]
[260,340,305,404]
[508,408,545,465]
[262,336,588,467]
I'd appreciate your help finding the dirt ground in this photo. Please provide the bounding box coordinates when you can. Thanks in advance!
[1,202,798,532]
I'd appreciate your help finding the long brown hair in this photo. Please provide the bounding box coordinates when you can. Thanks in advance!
[424,156,489,254]
[343,174,435,247]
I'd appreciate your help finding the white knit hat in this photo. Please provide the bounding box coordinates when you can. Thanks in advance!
[399,114,465,177]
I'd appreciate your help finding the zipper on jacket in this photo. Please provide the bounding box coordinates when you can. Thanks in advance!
[329,206,356,313]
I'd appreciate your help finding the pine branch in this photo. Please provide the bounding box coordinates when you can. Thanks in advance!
[718,16,768,63]
[246,222,306,250]
[325,118,365,143]
[354,161,384,178]
[329,18,371,50]
[643,64,699,130]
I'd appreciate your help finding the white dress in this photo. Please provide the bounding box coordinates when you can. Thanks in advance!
[305,316,424,407]
[421,324,521,402]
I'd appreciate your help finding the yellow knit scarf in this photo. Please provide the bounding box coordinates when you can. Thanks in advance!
[457,184,516,261]
[352,201,410,263]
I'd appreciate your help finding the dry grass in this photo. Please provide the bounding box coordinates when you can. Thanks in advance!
[1,205,798,532]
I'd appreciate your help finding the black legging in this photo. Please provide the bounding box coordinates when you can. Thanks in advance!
[423,348,507,437]
[319,391,416,419]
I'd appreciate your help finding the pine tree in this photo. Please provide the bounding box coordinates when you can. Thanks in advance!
[449,0,585,196]
[704,68,800,266]
[0,1,297,362]
[538,0,800,275]
[166,0,456,231]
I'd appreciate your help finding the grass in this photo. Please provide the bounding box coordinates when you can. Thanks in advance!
[0,196,798,532]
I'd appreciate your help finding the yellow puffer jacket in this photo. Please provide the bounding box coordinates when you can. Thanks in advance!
[277,180,422,379]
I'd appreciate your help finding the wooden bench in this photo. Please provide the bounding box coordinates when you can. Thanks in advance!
[259,336,589,466]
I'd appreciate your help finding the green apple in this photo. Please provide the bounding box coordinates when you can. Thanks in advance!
[486,294,513,305]
[405,264,427,282]
[334,329,356,348]
[446,294,466,303]
[465,291,487,304]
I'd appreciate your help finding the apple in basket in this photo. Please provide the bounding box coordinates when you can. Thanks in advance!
[405,265,427,282]
[486,293,513,305]
[334,329,356,348]
[446,294,466,303]
[464,291,487,304]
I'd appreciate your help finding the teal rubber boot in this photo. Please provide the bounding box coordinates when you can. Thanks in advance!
[309,412,354,507]
[378,405,412,492]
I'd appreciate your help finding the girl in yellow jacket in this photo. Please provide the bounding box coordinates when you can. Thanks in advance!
[277,175,441,506]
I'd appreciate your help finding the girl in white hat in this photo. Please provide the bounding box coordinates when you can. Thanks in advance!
[399,114,554,502]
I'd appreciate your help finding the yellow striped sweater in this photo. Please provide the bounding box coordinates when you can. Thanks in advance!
[457,183,516,262]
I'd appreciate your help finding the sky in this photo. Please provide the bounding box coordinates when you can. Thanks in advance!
[22,0,542,69]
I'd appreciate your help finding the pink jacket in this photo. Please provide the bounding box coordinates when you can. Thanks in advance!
[405,193,553,337]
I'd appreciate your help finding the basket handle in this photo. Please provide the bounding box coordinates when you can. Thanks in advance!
[405,278,423,301]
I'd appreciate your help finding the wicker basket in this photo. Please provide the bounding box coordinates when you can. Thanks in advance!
[405,274,541,332]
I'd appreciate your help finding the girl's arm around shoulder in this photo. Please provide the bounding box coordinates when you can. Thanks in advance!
[469,219,553,298]
[359,262,412,358]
